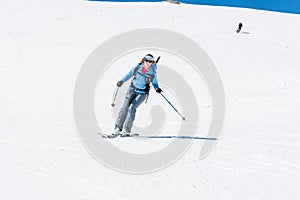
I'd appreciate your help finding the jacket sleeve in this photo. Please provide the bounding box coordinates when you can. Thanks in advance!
[151,68,159,89]
[121,64,138,83]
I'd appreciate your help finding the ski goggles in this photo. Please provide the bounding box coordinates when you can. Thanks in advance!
[145,59,154,63]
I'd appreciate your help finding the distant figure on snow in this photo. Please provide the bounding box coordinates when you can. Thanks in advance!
[236,23,243,33]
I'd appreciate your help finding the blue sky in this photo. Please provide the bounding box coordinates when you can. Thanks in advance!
[89,0,300,14]
[184,0,300,14]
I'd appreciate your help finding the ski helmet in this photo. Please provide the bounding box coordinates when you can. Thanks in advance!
[144,54,155,62]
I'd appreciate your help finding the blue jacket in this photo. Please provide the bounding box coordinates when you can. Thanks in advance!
[121,63,159,94]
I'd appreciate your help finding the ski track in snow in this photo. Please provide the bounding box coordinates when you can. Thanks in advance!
[1,0,300,199]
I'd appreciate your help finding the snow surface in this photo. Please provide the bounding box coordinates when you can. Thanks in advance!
[1,0,300,199]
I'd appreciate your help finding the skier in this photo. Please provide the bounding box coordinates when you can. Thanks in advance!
[111,54,162,137]
[236,22,243,33]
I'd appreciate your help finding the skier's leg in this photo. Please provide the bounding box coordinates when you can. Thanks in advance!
[115,87,136,130]
[123,93,147,132]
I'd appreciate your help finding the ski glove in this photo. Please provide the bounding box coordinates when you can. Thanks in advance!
[117,81,123,87]
[155,88,162,93]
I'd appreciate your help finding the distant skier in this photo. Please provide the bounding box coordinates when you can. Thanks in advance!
[236,22,243,33]
[111,54,162,137]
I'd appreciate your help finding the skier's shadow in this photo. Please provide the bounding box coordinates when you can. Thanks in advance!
[241,31,251,34]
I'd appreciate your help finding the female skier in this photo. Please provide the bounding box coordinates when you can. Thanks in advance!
[111,54,162,137]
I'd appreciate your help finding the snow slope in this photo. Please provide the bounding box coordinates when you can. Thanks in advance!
[1,0,300,199]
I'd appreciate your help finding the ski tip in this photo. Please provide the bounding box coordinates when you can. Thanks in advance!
[98,132,140,139]
[98,132,117,139]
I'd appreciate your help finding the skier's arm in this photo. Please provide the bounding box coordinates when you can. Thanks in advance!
[153,76,162,93]
[151,68,160,90]
[152,75,159,89]
[121,64,138,83]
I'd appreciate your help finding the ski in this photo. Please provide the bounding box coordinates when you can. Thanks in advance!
[98,133,217,140]
[97,132,139,139]
[98,132,118,139]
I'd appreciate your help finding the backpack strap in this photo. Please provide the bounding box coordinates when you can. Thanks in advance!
[133,63,143,79]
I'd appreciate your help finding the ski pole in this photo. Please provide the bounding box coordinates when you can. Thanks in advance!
[160,92,186,121]
[111,86,119,107]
